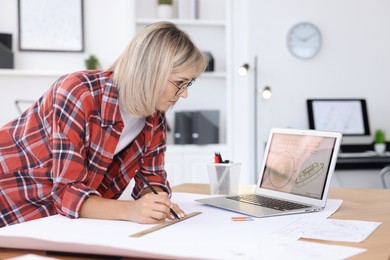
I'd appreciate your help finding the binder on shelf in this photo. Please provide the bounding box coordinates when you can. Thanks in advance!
[174,111,192,144]
[191,110,219,144]
[174,110,219,145]
[203,51,214,72]
[178,0,190,19]
[177,0,199,20]
[189,0,199,19]
[0,33,14,69]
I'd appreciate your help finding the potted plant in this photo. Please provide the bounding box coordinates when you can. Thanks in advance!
[85,55,100,70]
[374,129,386,154]
[157,0,173,19]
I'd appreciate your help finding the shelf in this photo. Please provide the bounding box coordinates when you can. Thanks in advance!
[0,69,225,79]
[166,143,229,153]
[0,69,66,77]
[136,18,226,27]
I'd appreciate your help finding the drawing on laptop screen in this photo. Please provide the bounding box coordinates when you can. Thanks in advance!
[260,133,336,199]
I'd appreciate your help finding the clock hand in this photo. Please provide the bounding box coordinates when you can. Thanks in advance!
[297,36,306,41]
[302,32,318,41]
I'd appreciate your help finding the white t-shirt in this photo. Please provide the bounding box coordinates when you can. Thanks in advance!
[114,107,146,155]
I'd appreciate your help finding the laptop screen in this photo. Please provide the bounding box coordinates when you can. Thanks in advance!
[259,133,337,200]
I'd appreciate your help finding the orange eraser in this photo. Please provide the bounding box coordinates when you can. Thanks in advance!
[231,216,254,221]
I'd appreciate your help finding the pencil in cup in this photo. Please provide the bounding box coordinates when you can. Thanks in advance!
[217,165,230,194]
[207,163,242,195]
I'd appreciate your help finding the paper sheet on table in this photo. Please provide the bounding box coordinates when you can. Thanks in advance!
[0,192,364,260]
[230,237,366,260]
[6,254,59,260]
[273,218,382,242]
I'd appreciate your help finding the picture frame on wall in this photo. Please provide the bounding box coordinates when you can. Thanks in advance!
[18,0,84,52]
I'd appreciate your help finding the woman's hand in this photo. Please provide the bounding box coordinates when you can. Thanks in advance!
[80,193,185,224]
[128,192,185,224]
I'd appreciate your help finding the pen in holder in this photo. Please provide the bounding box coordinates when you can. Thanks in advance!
[207,162,241,195]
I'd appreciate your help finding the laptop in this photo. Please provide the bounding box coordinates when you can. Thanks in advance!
[196,128,342,218]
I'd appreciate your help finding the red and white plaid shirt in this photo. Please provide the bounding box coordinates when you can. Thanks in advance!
[0,70,170,227]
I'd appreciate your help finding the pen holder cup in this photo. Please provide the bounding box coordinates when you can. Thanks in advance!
[207,163,241,195]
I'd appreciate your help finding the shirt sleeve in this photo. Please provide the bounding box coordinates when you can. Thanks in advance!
[50,75,101,218]
[132,113,171,199]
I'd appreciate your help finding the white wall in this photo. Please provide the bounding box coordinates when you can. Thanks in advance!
[0,0,135,71]
[246,0,390,150]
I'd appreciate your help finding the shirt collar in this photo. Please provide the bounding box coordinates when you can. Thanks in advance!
[100,73,122,127]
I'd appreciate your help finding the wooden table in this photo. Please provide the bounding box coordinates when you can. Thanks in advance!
[174,184,390,260]
[1,184,389,260]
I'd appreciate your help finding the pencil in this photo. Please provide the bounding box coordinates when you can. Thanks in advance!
[136,171,180,219]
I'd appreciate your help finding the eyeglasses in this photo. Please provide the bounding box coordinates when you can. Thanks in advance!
[168,78,195,96]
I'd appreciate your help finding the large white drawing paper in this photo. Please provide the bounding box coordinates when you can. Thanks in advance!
[0,192,364,260]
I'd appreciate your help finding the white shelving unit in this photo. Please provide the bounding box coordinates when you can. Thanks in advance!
[136,18,226,27]
[0,69,64,127]
[134,0,233,185]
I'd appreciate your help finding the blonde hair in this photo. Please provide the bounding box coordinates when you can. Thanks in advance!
[107,21,208,116]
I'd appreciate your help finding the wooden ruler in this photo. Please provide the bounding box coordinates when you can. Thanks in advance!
[129,211,202,238]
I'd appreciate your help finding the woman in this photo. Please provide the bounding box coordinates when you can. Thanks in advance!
[0,21,208,227]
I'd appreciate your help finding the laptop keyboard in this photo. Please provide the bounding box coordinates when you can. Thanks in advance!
[227,194,309,211]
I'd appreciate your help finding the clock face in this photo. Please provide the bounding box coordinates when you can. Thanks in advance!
[287,22,322,59]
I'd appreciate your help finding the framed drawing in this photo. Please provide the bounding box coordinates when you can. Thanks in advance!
[18,0,84,52]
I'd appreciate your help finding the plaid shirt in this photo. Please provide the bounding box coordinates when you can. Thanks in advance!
[0,70,170,227]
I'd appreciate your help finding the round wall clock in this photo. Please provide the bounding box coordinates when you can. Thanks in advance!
[287,22,322,59]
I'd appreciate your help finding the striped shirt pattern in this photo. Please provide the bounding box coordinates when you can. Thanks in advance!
[0,70,170,227]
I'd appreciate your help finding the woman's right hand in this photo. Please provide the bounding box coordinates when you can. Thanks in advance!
[127,192,173,224]
[80,193,182,224]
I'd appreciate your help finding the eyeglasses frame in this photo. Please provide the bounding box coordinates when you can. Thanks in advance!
[168,78,196,96]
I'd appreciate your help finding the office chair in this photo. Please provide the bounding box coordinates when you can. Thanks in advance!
[379,166,390,189]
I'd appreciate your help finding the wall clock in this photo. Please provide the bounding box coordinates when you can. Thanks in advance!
[287,22,322,59]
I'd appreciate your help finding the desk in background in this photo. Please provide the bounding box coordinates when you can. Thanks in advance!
[336,153,390,170]
[335,143,390,189]
[337,143,390,170]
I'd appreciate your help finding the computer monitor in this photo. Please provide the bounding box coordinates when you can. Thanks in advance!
[307,99,371,144]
